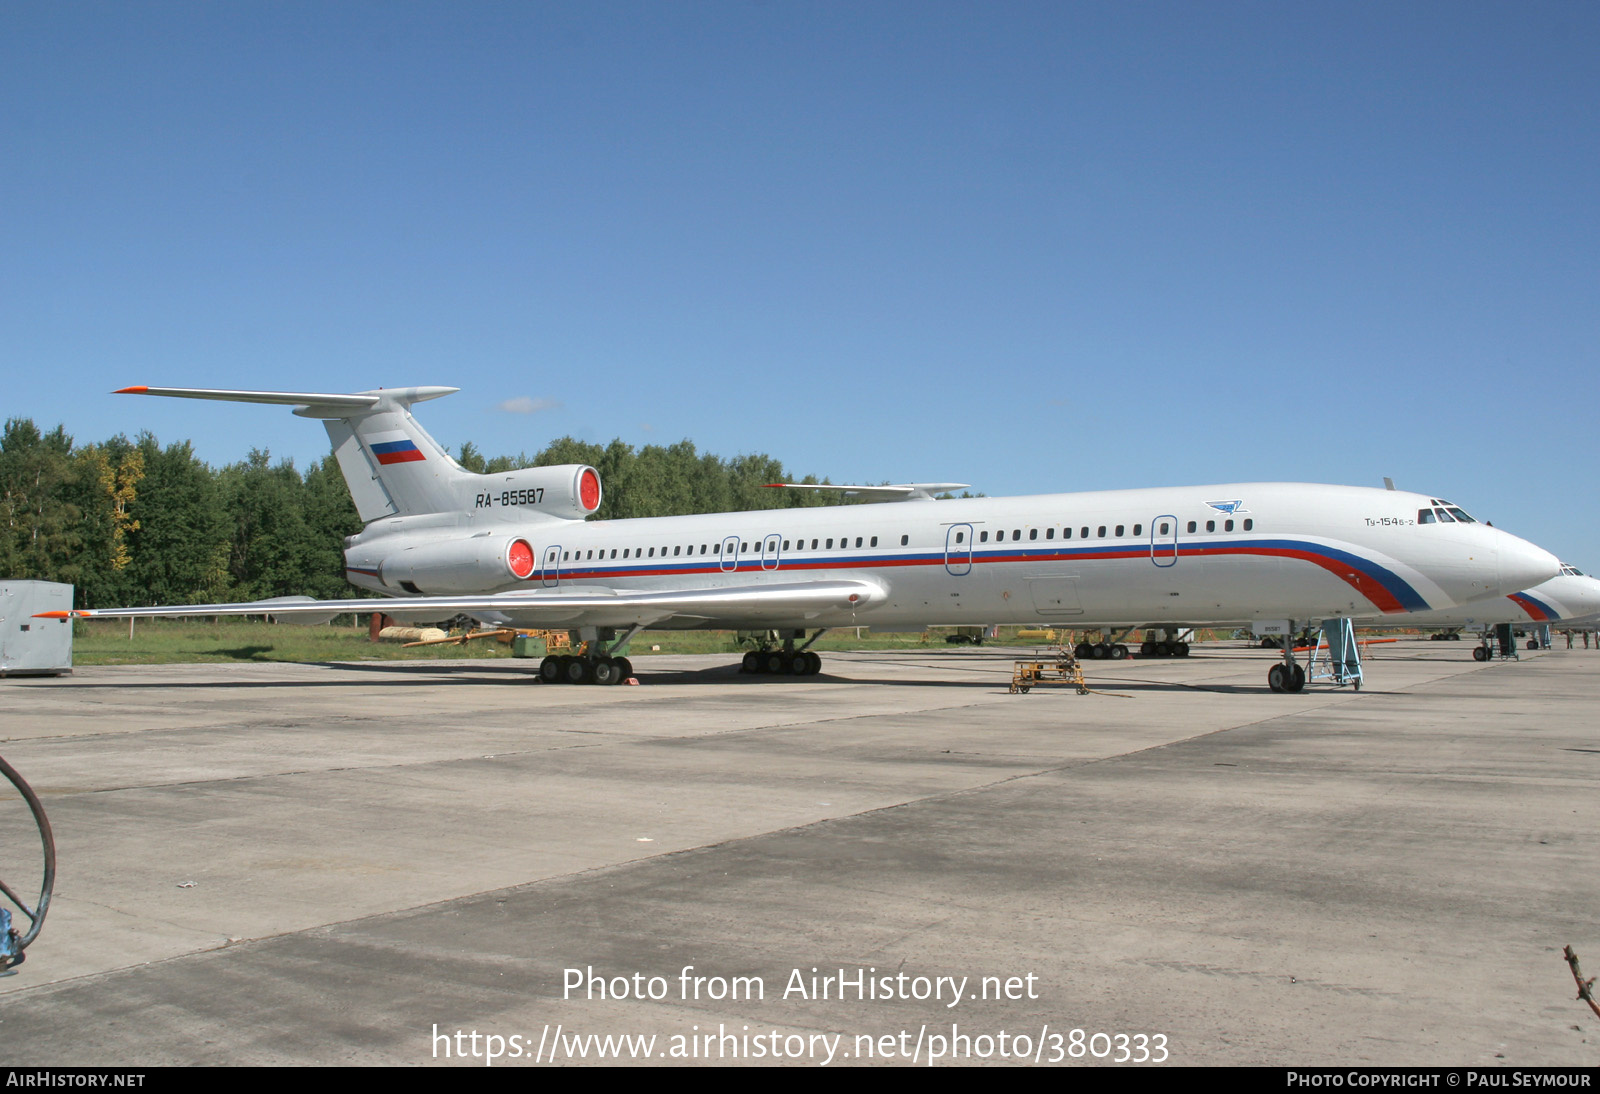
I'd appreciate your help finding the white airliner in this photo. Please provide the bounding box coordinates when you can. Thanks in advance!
[41,385,1560,693]
[1372,564,1600,658]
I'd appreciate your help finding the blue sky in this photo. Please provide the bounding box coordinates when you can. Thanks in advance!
[4,2,1596,564]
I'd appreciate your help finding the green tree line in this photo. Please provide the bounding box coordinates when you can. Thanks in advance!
[0,419,848,608]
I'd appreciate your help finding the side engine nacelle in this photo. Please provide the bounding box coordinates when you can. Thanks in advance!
[459,464,602,521]
[376,534,539,595]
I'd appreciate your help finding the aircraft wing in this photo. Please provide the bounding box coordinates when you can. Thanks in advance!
[37,580,887,630]
[764,482,969,502]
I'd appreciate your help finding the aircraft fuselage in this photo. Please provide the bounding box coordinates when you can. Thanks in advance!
[346,481,1549,632]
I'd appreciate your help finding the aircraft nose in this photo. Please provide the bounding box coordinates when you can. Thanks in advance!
[1566,575,1600,619]
[1497,535,1561,595]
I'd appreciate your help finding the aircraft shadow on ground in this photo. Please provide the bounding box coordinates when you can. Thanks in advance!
[19,655,1373,694]
[25,660,997,690]
[20,661,538,689]
[216,646,275,660]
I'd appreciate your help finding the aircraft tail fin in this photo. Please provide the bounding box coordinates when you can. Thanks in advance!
[118,385,602,524]
[116,385,467,521]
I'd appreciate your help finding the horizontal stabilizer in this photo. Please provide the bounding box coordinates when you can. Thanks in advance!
[115,385,458,419]
[117,386,379,409]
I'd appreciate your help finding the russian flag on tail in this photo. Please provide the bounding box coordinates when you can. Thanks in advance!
[368,430,426,465]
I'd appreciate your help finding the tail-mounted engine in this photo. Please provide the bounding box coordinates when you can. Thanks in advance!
[460,464,602,521]
[378,534,539,595]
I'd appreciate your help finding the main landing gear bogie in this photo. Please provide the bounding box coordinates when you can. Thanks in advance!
[1073,642,1129,661]
[742,649,822,676]
[539,653,634,685]
[1139,640,1190,658]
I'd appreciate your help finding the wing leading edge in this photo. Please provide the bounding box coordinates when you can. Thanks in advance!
[37,579,887,629]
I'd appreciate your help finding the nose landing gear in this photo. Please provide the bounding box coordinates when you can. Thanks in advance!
[1267,624,1307,693]
[1267,661,1306,693]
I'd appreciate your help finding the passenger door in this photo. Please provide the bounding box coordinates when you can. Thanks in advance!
[945,524,973,576]
[1150,514,1178,568]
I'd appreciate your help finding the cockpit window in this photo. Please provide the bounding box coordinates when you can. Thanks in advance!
[1444,507,1475,523]
[1434,508,1456,523]
[1418,509,1436,524]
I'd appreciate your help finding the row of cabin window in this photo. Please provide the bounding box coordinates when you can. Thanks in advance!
[952,517,1254,546]
[556,518,1263,562]
[1174,518,1251,534]
[559,533,915,563]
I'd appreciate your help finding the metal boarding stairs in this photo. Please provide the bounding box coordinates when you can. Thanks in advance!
[1305,617,1365,690]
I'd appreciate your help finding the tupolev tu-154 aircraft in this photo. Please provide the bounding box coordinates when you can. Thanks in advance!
[1369,564,1600,658]
[40,385,1560,693]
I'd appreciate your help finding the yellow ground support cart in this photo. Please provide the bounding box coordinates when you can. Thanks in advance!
[1009,657,1089,694]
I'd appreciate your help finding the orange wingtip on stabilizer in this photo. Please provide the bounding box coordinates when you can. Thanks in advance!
[32,610,87,618]
[114,386,149,394]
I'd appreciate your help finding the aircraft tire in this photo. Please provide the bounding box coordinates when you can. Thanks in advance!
[1109,644,1128,660]
[563,657,591,685]
[1268,663,1306,692]
[539,656,562,684]
[592,658,621,686]
[1267,664,1301,691]
[1472,646,1488,662]
[1176,642,1189,657]
[765,652,786,675]
[615,656,634,680]
[742,651,760,674]
[1074,643,1093,659]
